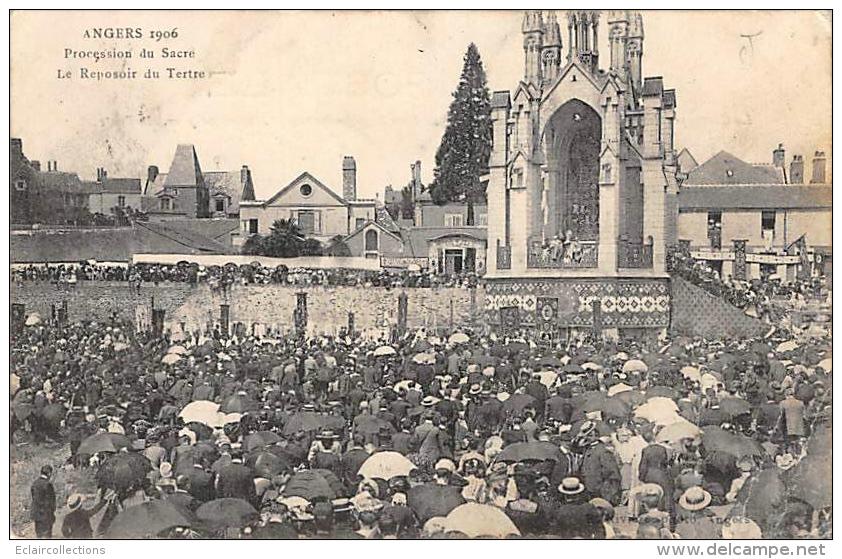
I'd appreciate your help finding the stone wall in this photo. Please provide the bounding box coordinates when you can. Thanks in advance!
[670,276,769,339]
[166,284,482,336]
[10,281,195,324]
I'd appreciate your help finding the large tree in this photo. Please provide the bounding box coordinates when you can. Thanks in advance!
[428,43,492,225]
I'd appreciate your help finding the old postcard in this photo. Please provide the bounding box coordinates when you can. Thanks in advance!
[8,8,832,544]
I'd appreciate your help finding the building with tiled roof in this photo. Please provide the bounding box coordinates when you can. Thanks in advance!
[142,144,254,220]
[677,145,831,281]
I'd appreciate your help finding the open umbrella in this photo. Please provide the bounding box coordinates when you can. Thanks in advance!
[594,397,631,419]
[246,450,293,478]
[220,394,258,414]
[680,366,701,382]
[701,427,763,458]
[775,340,800,353]
[373,345,397,357]
[634,397,680,426]
[719,397,752,419]
[106,500,196,538]
[613,389,646,408]
[448,332,470,345]
[444,503,520,538]
[283,469,344,500]
[412,353,436,365]
[244,431,282,452]
[501,393,537,416]
[537,356,562,368]
[786,454,831,510]
[354,415,393,437]
[168,345,188,355]
[495,441,563,463]
[196,498,259,530]
[179,400,222,427]
[10,374,20,397]
[407,483,466,523]
[622,359,648,374]
[816,357,832,372]
[412,339,432,352]
[655,419,702,445]
[25,313,41,326]
[358,451,416,480]
[283,412,345,436]
[580,362,602,371]
[535,371,558,388]
[162,353,182,365]
[78,432,131,455]
[730,467,786,531]
[96,452,152,491]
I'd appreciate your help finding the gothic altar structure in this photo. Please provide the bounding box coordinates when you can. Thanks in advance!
[484,10,680,337]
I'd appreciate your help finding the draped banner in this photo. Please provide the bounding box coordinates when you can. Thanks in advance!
[733,240,747,280]
[536,297,559,331]
[500,306,521,332]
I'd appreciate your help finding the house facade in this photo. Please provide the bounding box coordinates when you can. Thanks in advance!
[677,146,832,281]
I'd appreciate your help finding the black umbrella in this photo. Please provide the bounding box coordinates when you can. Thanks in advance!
[246,450,292,478]
[407,483,465,523]
[495,441,563,463]
[96,452,152,491]
[786,454,831,510]
[196,498,259,530]
[78,433,131,455]
[244,431,282,452]
[107,500,196,538]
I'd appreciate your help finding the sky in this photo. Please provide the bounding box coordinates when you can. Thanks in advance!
[11,10,832,200]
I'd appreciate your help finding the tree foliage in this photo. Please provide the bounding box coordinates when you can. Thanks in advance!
[240,218,323,258]
[428,43,492,224]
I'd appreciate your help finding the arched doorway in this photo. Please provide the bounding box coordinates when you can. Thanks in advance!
[364,229,379,258]
[543,99,601,242]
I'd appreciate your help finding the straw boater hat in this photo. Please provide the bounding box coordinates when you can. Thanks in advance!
[66,493,84,512]
[678,487,712,512]
[468,384,482,396]
[558,477,585,495]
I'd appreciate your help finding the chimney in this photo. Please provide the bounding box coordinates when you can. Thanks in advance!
[240,165,250,185]
[772,143,785,168]
[811,151,826,184]
[342,156,357,201]
[10,138,22,155]
[147,165,159,184]
[31,160,40,172]
[789,155,804,184]
[96,167,108,182]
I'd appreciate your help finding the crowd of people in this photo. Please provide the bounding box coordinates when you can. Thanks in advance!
[11,262,481,291]
[13,303,832,539]
[669,253,829,323]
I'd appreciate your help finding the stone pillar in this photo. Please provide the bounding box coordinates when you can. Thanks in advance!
[11,303,25,336]
[220,304,230,338]
[591,299,603,340]
[294,291,308,335]
[733,240,747,281]
[598,179,619,273]
[397,292,408,337]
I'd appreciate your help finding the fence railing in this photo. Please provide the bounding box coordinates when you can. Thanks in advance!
[526,237,598,268]
[618,239,653,269]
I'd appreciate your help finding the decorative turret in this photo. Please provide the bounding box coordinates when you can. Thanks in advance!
[541,11,563,84]
[566,10,599,73]
[522,11,544,86]
[607,10,629,76]
[626,12,644,94]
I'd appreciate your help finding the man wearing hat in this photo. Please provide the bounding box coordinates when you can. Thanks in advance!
[554,477,605,539]
[675,487,720,539]
[61,490,113,539]
[215,451,258,507]
[308,430,341,472]
[580,428,622,506]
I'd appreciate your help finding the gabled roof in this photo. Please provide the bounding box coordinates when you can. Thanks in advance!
[10,222,231,263]
[204,170,245,214]
[375,205,400,232]
[684,151,785,186]
[677,148,699,174]
[491,90,511,109]
[343,219,403,244]
[38,171,95,193]
[402,226,487,257]
[98,177,142,194]
[163,144,204,187]
[678,185,832,211]
[263,171,347,207]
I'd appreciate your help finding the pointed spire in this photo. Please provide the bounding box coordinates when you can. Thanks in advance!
[522,10,543,33]
[543,11,561,47]
[629,11,644,38]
